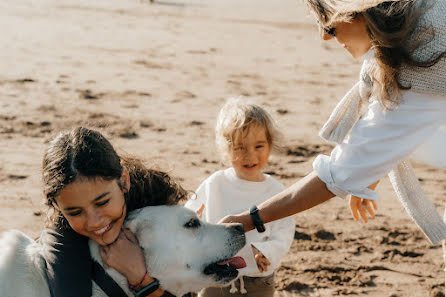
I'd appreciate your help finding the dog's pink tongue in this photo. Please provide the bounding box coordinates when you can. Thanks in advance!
[217,257,246,269]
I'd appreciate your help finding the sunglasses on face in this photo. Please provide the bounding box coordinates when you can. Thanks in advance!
[324,27,336,37]
[316,20,336,37]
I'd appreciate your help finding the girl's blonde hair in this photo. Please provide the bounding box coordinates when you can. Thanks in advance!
[306,0,445,108]
[215,97,282,162]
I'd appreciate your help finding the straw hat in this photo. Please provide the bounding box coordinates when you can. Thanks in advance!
[336,0,401,14]
[316,0,402,26]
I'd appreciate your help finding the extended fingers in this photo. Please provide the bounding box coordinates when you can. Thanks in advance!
[350,196,379,223]
[256,259,266,272]
[358,203,368,223]
[259,257,270,272]
[255,253,270,271]
[364,201,375,219]
[349,196,361,222]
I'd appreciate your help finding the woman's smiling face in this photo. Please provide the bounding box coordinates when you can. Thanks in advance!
[55,171,129,246]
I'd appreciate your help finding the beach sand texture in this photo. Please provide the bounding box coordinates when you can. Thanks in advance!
[0,0,445,296]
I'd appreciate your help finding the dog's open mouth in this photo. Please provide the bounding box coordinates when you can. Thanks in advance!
[203,256,246,279]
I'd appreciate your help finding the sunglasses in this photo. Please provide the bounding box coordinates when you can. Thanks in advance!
[324,27,336,37]
[316,20,336,37]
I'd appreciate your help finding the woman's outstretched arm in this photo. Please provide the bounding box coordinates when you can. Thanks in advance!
[220,171,335,231]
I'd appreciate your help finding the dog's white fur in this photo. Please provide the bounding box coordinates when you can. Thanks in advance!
[0,206,246,297]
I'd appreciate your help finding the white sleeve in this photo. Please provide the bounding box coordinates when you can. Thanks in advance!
[313,91,446,200]
[250,216,295,270]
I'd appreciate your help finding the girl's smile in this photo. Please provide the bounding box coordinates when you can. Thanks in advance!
[243,164,258,169]
[91,221,113,236]
[55,170,130,246]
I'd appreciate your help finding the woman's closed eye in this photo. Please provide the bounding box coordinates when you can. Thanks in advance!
[66,209,82,217]
[64,198,110,217]
[95,198,110,207]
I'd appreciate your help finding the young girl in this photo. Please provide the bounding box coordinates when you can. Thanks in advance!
[39,126,188,297]
[221,0,446,292]
[186,98,295,297]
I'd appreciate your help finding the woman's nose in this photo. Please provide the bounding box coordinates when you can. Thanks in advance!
[322,32,334,41]
[87,211,103,229]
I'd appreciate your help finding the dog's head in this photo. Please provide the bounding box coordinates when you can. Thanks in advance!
[125,205,246,296]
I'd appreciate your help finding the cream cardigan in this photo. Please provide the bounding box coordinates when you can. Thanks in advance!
[318,0,446,244]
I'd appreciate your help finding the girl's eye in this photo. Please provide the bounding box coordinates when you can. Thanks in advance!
[256,145,264,149]
[67,210,82,217]
[96,199,110,207]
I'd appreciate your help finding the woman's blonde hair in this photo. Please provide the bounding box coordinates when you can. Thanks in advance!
[306,0,445,108]
[215,97,282,163]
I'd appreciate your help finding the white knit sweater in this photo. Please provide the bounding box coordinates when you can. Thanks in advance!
[319,0,446,244]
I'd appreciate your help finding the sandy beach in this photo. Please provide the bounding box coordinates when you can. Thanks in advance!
[1,0,445,296]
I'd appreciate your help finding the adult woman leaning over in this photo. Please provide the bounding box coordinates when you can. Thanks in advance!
[221,0,446,279]
[39,127,188,297]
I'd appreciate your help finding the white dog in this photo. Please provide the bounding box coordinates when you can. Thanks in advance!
[0,205,247,297]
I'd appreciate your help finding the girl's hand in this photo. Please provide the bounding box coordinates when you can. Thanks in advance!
[99,228,147,286]
[252,245,270,273]
[100,228,166,297]
[349,196,378,223]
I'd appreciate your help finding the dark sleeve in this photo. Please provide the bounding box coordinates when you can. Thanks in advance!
[39,226,93,297]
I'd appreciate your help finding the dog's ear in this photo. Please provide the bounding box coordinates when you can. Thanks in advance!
[125,210,154,242]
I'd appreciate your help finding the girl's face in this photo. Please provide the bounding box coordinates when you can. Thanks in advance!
[229,124,271,182]
[322,16,372,59]
[55,170,130,246]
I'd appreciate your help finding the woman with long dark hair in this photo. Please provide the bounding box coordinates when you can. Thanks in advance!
[40,127,188,297]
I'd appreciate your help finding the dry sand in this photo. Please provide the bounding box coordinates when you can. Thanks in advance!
[1,0,445,296]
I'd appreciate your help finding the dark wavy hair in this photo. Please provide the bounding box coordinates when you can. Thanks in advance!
[43,127,188,229]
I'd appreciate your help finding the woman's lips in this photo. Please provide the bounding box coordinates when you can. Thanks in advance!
[92,222,112,236]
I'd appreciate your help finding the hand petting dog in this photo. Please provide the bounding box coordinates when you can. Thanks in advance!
[99,228,147,286]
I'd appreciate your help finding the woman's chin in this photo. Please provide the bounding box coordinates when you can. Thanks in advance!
[348,47,371,59]
[95,234,118,246]
[92,228,120,246]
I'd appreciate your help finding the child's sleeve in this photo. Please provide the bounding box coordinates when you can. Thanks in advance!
[251,216,295,270]
[39,226,93,297]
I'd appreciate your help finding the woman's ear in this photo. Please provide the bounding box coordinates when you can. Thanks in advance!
[120,168,130,192]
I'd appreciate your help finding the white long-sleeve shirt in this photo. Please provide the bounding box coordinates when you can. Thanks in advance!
[185,168,295,277]
[314,90,446,200]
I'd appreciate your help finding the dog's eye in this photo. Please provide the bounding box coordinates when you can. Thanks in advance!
[184,218,200,228]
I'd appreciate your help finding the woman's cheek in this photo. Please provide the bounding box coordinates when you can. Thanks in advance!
[66,216,85,234]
